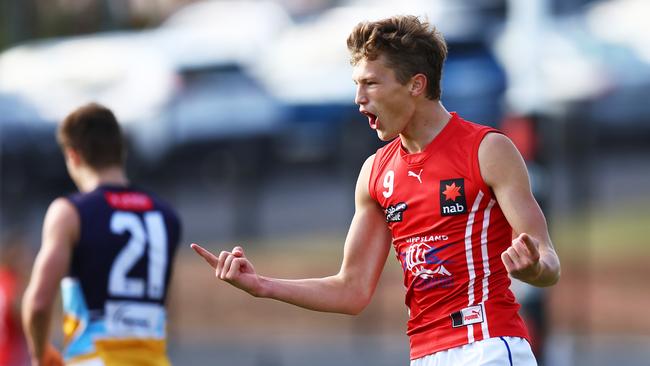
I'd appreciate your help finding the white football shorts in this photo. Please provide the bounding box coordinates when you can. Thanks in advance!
[411,336,537,366]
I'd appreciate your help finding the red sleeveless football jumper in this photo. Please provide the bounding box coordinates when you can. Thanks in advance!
[369,113,529,360]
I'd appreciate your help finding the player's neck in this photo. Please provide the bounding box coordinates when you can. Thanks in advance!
[400,101,451,154]
[76,166,129,192]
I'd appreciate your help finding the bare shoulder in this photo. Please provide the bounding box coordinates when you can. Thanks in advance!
[360,153,377,174]
[355,154,377,204]
[478,132,527,188]
[479,132,518,157]
[45,197,78,220]
[43,197,80,245]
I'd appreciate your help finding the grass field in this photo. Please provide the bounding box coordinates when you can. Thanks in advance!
[552,202,650,258]
[548,201,650,335]
[162,201,650,365]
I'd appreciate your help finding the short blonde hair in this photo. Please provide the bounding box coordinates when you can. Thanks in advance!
[347,15,448,100]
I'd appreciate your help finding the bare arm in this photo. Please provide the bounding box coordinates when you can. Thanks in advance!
[192,155,393,314]
[479,133,560,287]
[22,198,77,365]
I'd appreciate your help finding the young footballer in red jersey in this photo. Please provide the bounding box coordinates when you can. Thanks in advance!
[192,15,560,365]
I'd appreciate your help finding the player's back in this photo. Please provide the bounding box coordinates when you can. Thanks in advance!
[62,184,181,366]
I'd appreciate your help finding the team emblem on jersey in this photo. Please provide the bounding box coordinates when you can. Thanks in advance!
[402,242,454,289]
[440,178,467,216]
[385,202,407,222]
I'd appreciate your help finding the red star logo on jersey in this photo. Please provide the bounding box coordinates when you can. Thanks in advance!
[442,182,462,201]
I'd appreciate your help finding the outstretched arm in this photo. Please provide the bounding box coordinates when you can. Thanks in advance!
[479,133,560,287]
[192,155,393,314]
[22,198,76,366]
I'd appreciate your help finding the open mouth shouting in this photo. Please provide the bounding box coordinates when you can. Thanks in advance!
[360,110,378,130]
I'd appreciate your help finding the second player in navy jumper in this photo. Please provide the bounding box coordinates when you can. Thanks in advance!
[22,103,181,366]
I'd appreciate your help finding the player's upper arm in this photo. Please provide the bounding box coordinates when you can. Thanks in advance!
[24,198,79,311]
[478,133,550,243]
[337,154,392,307]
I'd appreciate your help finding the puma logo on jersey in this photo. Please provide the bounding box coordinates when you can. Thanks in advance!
[408,169,423,183]
[451,304,485,328]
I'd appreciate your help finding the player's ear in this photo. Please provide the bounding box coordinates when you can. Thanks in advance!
[409,73,428,97]
[64,147,82,166]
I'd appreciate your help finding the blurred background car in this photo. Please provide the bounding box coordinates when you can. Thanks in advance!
[144,1,293,182]
[0,31,177,164]
[251,0,507,168]
[0,0,294,174]
[0,92,63,229]
[496,0,650,143]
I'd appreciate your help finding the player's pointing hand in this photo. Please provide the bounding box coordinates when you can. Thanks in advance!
[190,243,262,296]
[190,243,219,268]
[501,233,542,284]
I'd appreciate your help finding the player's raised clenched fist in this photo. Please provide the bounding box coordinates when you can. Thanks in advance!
[191,243,262,296]
[501,233,542,284]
